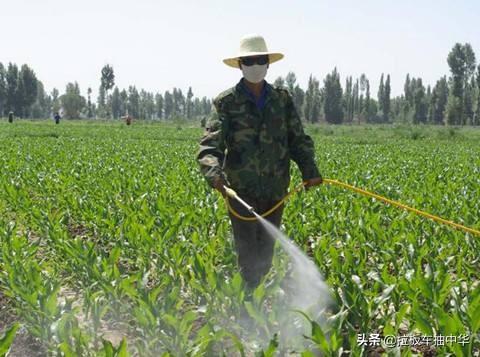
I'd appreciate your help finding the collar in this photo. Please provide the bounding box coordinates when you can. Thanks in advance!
[235,78,272,110]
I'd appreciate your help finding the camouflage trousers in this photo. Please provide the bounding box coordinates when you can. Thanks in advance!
[227,196,284,289]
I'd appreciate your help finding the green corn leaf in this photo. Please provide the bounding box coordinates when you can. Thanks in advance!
[102,339,115,357]
[57,342,76,357]
[244,301,266,326]
[0,323,20,357]
[116,338,128,357]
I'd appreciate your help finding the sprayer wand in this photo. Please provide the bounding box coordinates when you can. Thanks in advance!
[222,180,480,237]
[223,185,256,215]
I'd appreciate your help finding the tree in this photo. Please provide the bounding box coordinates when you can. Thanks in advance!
[186,87,194,119]
[365,80,371,116]
[413,79,427,124]
[120,89,128,116]
[352,79,359,119]
[285,72,297,94]
[0,63,6,116]
[378,73,390,121]
[127,86,139,118]
[401,74,413,122]
[369,100,378,119]
[111,87,122,119]
[155,93,163,120]
[428,87,436,124]
[97,86,106,118]
[359,74,368,120]
[446,43,476,125]
[18,64,38,117]
[201,97,211,116]
[100,64,115,118]
[87,87,93,118]
[343,76,353,122]
[447,43,466,100]
[464,79,475,124]
[362,78,373,122]
[304,75,321,122]
[323,68,343,124]
[140,91,155,119]
[193,97,201,117]
[31,81,50,118]
[359,74,367,93]
[283,72,304,118]
[377,73,385,110]
[61,82,86,119]
[384,74,391,121]
[475,64,480,125]
[171,88,185,118]
[51,88,60,113]
[432,76,448,124]
[273,76,285,88]
[445,95,462,125]
[293,85,305,119]
[463,43,477,79]
[6,63,19,115]
[462,44,476,125]
[404,74,413,104]
[139,89,148,119]
[164,90,173,119]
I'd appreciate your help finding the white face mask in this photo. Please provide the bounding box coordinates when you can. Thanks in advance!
[241,64,268,83]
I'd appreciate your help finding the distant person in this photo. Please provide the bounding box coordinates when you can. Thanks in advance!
[54,112,61,124]
[123,114,132,125]
[8,111,13,123]
[197,34,323,288]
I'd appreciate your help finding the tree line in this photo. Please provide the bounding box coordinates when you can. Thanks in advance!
[274,42,479,125]
[0,63,212,120]
[1,42,479,125]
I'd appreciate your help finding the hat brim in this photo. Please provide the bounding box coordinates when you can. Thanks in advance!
[223,52,284,68]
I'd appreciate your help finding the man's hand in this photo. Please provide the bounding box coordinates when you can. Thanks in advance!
[304,177,323,190]
[213,177,227,197]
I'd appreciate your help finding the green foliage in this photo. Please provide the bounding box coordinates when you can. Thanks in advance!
[0,63,6,116]
[413,78,427,124]
[61,82,86,119]
[0,323,20,356]
[445,95,463,125]
[304,75,322,123]
[101,65,115,94]
[446,43,477,126]
[323,68,343,124]
[273,76,285,88]
[0,62,39,118]
[384,74,391,121]
[429,76,449,124]
[377,73,385,114]
[0,121,479,355]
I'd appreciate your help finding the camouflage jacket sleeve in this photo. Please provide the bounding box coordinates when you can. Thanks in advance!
[285,92,322,181]
[196,103,228,187]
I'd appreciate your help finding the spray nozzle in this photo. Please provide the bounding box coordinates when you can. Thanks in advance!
[223,186,238,199]
[223,185,256,215]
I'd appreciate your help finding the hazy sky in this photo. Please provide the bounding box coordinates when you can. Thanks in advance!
[2,0,479,99]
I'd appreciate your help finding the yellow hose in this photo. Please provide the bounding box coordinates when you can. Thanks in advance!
[224,179,480,237]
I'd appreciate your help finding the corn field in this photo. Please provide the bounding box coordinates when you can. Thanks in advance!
[0,121,479,356]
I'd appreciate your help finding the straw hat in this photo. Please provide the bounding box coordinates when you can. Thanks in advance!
[223,34,284,68]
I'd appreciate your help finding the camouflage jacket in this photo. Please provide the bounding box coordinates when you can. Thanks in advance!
[197,79,321,201]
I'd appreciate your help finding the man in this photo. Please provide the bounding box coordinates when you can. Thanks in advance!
[8,111,13,123]
[197,34,322,288]
[54,112,61,124]
[122,113,132,125]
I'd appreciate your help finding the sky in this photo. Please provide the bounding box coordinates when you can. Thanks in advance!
[2,0,480,100]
